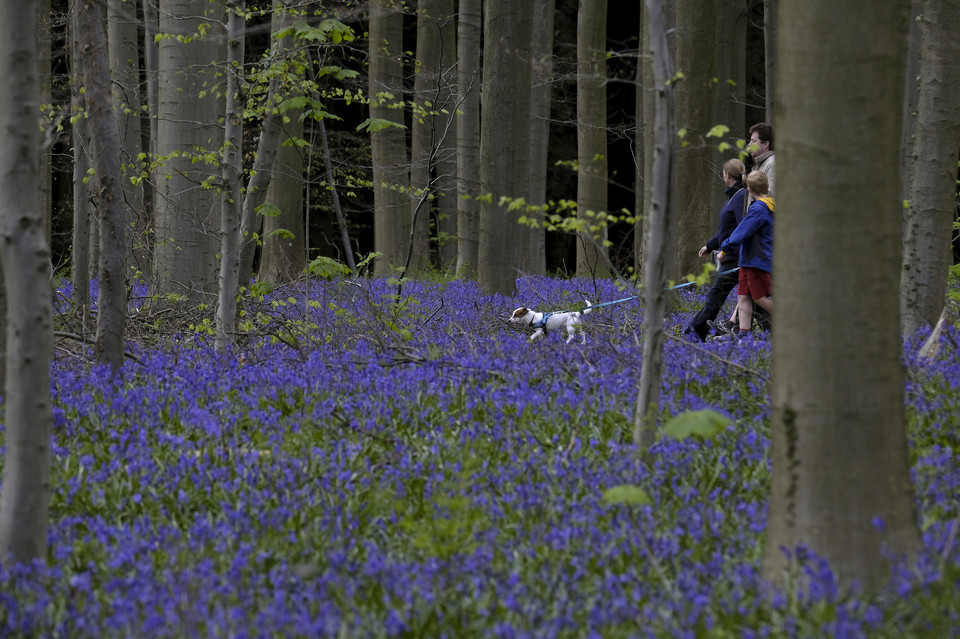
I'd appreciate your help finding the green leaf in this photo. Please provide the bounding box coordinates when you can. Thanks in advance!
[356,118,407,134]
[662,409,731,441]
[602,484,651,506]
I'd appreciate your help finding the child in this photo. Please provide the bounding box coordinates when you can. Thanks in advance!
[716,171,774,339]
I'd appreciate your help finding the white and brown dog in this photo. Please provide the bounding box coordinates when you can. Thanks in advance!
[509,300,593,344]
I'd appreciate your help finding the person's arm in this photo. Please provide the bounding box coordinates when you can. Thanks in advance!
[718,206,761,257]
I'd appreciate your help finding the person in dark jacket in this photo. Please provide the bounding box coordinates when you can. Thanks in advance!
[717,170,774,340]
[684,158,748,341]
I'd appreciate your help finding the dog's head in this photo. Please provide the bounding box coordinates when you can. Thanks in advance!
[509,307,531,323]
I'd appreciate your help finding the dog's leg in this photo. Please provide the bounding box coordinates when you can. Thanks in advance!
[530,328,544,342]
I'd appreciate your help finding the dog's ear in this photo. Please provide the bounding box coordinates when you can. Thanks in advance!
[510,307,528,318]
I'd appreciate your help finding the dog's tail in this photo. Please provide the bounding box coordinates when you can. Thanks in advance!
[582,300,593,315]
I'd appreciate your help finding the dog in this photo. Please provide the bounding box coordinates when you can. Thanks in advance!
[509,300,593,344]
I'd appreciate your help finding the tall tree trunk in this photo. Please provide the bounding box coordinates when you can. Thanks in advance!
[674,0,720,277]
[432,1,458,270]
[143,0,160,160]
[153,0,225,305]
[409,0,456,274]
[634,0,675,455]
[765,0,920,592]
[900,0,960,338]
[37,0,53,244]
[240,0,299,282]
[71,14,93,322]
[369,0,408,277]
[215,0,244,353]
[79,0,129,373]
[455,0,482,275]
[259,108,305,283]
[763,0,777,122]
[576,0,610,279]
[0,0,53,563]
[527,0,555,277]
[478,0,532,294]
[108,0,148,280]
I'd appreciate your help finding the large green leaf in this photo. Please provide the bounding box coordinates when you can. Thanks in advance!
[602,484,652,506]
[662,409,731,441]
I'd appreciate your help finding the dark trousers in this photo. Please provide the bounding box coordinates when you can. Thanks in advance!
[685,266,739,341]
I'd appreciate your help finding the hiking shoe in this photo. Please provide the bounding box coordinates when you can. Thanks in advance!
[708,319,735,335]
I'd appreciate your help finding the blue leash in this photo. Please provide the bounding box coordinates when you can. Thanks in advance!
[580,267,740,312]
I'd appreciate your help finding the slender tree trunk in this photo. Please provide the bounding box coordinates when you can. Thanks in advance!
[79,0,129,373]
[71,3,92,323]
[576,0,610,279]
[0,0,53,563]
[319,119,356,272]
[216,0,245,353]
[765,0,920,592]
[634,0,675,455]
[37,0,53,244]
[763,0,777,123]
[432,1,458,270]
[478,0,532,294]
[369,0,408,276]
[455,0,482,275]
[527,0,555,277]
[143,0,160,160]
[108,0,148,280]
[900,0,960,338]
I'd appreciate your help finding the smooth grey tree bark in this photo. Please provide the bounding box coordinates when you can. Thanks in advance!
[763,0,777,123]
[78,0,129,373]
[634,0,675,455]
[0,0,54,563]
[153,0,225,305]
[455,0,482,275]
[765,0,920,592]
[108,0,148,279]
[215,0,245,353]
[71,15,93,323]
[674,0,721,277]
[527,0,555,277]
[478,0,532,294]
[575,0,610,279]
[408,0,456,275]
[369,0,409,277]
[899,0,960,338]
[258,109,305,284]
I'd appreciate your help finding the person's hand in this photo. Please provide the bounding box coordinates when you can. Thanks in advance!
[698,246,708,258]
[716,251,726,261]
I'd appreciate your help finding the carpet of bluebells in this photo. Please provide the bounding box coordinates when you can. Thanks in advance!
[1,275,959,637]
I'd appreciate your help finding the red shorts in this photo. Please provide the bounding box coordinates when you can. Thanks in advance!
[738,267,772,300]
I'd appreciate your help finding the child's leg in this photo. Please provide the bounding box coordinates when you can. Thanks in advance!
[755,296,773,314]
[737,294,753,332]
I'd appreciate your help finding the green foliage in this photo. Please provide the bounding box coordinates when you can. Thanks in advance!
[601,484,652,506]
[307,255,352,280]
[662,409,732,441]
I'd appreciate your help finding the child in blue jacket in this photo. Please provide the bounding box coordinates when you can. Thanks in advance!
[716,171,774,339]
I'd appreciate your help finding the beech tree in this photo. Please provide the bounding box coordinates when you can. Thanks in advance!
[478,0,532,294]
[368,0,408,277]
[78,0,129,372]
[455,0,482,275]
[526,0,555,276]
[576,0,610,278]
[900,0,960,338]
[0,0,54,563]
[634,0,675,454]
[765,0,920,591]
[153,0,225,304]
[108,0,148,277]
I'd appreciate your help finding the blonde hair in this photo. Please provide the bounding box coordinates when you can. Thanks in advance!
[746,170,769,196]
[723,158,745,181]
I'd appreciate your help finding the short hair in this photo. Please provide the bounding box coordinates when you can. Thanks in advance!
[749,122,774,150]
[746,170,769,196]
[723,158,746,181]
